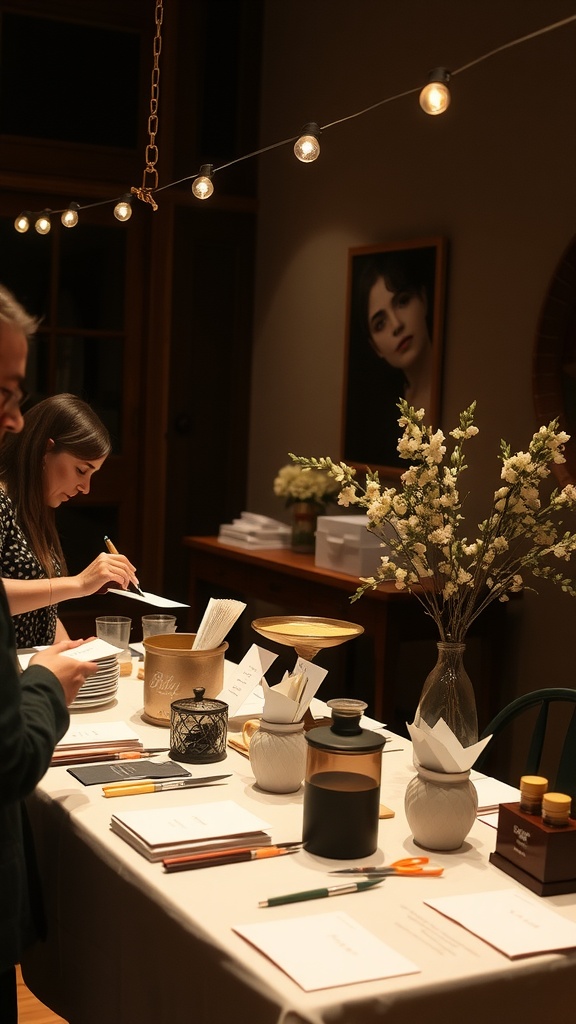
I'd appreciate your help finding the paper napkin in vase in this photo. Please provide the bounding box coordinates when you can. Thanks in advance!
[261,658,327,723]
[407,718,492,773]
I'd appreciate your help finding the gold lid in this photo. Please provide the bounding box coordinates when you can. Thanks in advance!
[519,775,548,795]
[542,792,572,814]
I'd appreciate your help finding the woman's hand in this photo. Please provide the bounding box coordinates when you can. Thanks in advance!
[30,639,99,706]
[76,552,139,596]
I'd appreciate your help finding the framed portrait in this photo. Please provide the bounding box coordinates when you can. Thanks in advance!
[341,237,447,477]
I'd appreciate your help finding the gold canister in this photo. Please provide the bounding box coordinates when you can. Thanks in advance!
[143,633,228,727]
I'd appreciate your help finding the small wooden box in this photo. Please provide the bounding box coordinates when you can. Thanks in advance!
[490,802,576,896]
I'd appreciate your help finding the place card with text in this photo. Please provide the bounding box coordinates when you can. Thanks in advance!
[218,644,278,716]
[425,889,576,958]
[234,911,420,991]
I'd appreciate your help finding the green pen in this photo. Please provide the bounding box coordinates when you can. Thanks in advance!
[258,877,381,908]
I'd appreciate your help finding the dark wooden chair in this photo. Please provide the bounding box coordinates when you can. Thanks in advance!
[475,687,576,800]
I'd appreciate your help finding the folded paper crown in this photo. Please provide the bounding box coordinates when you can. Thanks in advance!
[261,658,326,723]
[407,718,492,773]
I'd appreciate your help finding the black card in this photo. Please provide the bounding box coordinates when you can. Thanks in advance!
[68,760,193,786]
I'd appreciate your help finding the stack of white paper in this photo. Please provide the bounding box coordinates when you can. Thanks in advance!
[52,721,144,765]
[218,512,291,549]
[192,597,247,651]
[110,799,271,861]
[471,773,521,812]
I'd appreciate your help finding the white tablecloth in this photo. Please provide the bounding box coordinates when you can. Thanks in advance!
[22,663,575,1024]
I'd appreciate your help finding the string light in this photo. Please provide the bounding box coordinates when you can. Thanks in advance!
[61,202,80,228]
[419,68,451,115]
[294,122,321,162]
[34,212,51,235]
[12,13,576,234]
[113,195,133,222]
[14,212,30,234]
[191,164,215,200]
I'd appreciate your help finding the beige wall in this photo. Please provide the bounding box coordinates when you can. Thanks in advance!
[248,0,576,707]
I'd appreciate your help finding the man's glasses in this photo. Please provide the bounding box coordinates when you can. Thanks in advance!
[0,385,29,412]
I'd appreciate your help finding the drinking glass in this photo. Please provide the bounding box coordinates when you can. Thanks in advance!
[96,615,132,670]
[142,614,177,639]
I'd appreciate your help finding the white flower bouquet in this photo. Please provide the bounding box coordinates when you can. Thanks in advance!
[291,401,576,642]
[273,463,340,509]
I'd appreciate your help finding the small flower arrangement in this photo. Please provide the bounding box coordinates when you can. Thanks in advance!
[291,400,576,642]
[273,463,340,509]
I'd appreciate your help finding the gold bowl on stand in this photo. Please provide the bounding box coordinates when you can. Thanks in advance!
[251,615,364,663]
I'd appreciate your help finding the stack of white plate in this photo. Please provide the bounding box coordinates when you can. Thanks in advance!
[70,655,120,711]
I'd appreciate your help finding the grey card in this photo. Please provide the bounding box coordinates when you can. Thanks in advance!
[68,760,192,786]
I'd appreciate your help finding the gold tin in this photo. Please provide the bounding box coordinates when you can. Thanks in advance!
[143,633,228,727]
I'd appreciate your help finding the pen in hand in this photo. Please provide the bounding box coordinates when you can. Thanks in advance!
[258,878,381,908]
[103,535,145,597]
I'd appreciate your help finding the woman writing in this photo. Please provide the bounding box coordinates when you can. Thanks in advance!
[0,393,138,646]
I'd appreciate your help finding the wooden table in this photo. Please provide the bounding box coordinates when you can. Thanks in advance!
[182,537,504,728]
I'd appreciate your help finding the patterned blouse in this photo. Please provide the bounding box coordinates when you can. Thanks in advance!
[0,489,60,648]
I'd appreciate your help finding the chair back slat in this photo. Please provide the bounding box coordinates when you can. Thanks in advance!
[476,688,576,799]
[555,704,576,801]
[524,702,550,776]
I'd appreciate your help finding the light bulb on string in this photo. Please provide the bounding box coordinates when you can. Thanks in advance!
[419,68,451,115]
[61,202,80,228]
[294,122,321,163]
[191,164,214,200]
[14,212,31,234]
[114,195,133,222]
[34,212,51,235]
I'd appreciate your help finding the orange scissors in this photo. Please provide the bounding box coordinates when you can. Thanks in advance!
[330,856,443,878]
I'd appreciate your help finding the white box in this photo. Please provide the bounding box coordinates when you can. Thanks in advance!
[315,515,387,578]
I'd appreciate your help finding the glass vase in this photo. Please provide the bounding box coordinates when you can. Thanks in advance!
[291,501,321,553]
[414,641,478,747]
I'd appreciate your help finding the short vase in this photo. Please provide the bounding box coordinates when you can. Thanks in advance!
[246,719,307,793]
[414,640,478,747]
[405,763,478,851]
[291,502,321,553]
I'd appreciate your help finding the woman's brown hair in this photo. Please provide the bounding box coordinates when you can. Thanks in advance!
[0,394,111,575]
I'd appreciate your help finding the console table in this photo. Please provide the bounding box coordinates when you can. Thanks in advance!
[183,537,504,728]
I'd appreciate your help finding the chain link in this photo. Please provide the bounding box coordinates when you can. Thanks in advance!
[134,0,163,207]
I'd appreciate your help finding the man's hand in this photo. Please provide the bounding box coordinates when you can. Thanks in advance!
[30,639,98,706]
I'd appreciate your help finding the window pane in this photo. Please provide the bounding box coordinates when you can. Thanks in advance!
[0,217,52,318]
[59,225,126,330]
[0,14,140,147]
[24,334,123,454]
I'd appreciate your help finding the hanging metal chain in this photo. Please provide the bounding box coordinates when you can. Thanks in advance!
[132,0,163,210]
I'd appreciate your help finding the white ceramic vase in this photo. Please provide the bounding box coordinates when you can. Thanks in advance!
[404,763,478,851]
[247,719,307,793]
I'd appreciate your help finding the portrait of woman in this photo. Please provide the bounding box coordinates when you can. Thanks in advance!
[341,238,447,474]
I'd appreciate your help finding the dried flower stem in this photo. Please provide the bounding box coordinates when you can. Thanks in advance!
[291,400,576,641]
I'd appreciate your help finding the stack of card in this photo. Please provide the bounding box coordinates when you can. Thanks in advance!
[19,638,123,711]
[70,651,120,710]
[51,721,143,766]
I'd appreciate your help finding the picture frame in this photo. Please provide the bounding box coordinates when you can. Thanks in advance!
[341,237,447,477]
